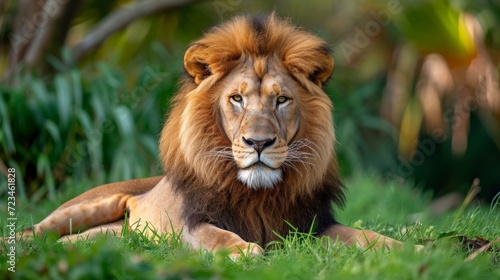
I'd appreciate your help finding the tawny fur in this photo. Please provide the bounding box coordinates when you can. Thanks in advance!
[14,14,420,255]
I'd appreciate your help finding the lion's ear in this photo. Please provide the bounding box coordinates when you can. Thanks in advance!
[184,44,211,84]
[309,52,334,86]
[285,47,335,87]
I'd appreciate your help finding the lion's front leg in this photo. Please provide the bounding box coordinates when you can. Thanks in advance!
[183,223,263,259]
[18,177,161,240]
[58,221,123,243]
[23,193,135,239]
[321,223,406,250]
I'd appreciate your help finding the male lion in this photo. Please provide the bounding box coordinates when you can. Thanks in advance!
[22,14,415,257]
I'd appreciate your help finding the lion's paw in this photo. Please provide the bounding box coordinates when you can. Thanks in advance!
[228,242,263,260]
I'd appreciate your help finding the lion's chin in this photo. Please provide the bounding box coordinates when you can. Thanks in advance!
[237,164,282,189]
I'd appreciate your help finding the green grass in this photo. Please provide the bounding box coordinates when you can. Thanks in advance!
[1,173,499,279]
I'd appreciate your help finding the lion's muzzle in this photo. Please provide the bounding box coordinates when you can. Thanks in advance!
[242,137,276,156]
[235,134,285,189]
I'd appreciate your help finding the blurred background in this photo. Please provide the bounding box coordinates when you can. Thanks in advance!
[0,0,499,206]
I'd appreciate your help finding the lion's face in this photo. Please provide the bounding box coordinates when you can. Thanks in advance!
[160,14,338,194]
[218,64,300,189]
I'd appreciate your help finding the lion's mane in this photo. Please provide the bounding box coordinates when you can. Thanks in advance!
[159,14,344,245]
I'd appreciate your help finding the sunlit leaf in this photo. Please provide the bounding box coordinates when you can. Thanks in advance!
[116,19,152,65]
[396,0,476,66]
[398,98,423,156]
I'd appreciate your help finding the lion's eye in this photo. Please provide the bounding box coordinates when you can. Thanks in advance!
[231,94,243,103]
[276,96,290,105]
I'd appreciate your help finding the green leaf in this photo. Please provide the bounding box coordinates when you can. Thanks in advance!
[396,0,476,64]
[77,110,93,134]
[110,145,132,181]
[71,69,83,110]
[97,62,121,89]
[358,115,398,140]
[112,106,135,138]
[91,94,107,120]
[138,134,158,157]
[31,79,51,106]
[437,231,460,239]
[55,75,72,127]
[36,154,56,200]
[44,120,62,151]
[6,160,27,201]
[0,94,15,153]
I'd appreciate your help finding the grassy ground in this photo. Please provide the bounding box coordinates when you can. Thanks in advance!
[1,173,499,279]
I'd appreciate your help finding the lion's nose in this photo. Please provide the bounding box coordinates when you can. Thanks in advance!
[242,137,276,155]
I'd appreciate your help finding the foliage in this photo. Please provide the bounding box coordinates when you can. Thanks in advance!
[0,48,180,201]
[0,0,499,205]
[327,0,500,200]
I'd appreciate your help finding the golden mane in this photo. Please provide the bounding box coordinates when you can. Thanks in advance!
[158,14,344,244]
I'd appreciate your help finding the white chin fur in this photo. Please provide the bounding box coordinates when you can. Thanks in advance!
[237,165,282,189]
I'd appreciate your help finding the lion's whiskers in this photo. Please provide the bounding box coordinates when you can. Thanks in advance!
[281,161,301,176]
[206,147,234,162]
[206,140,318,178]
[284,139,318,174]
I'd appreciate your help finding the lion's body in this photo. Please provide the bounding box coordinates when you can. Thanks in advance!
[21,14,418,256]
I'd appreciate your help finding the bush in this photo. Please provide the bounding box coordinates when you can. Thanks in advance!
[0,57,179,202]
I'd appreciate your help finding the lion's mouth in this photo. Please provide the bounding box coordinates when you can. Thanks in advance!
[245,161,272,170]
[237,163,282,189]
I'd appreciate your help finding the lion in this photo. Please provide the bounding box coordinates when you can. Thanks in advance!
[19,14,419,257]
